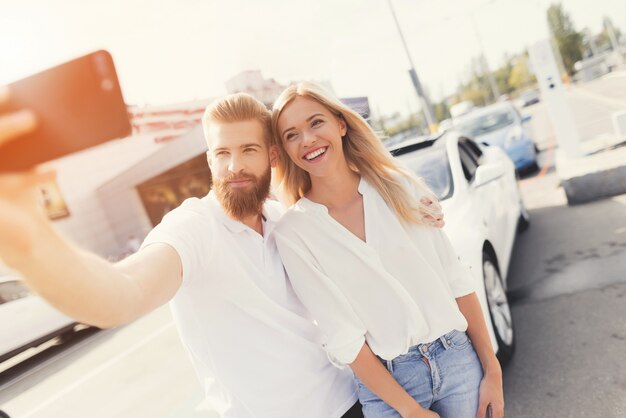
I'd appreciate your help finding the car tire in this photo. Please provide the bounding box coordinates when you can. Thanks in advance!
[530,161,540,172]
[483,251,515,366]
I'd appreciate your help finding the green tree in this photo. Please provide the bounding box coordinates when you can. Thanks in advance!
[494,55,514,95]
[434,101,451,122]
[508,53,536,91]
[547,3,583,76]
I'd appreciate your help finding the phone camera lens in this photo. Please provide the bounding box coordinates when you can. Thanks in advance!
[101,79,114,91]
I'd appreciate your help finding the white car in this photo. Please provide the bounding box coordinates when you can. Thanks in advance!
[0,275,77,363]
[390,130,529,364]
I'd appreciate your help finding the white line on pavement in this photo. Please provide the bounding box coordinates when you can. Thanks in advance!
[20,321,175,418]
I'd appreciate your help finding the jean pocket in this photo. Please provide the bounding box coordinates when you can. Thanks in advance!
[446,330,472,351]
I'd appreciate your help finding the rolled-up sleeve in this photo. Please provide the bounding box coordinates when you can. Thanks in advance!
[432,229,476,298]
[274,230,367,368]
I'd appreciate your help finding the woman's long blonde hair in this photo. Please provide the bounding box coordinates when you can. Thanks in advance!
[271,82,438,225]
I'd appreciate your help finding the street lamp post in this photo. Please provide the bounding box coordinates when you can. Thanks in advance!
[469,12,500,101]
[386,0,437,133]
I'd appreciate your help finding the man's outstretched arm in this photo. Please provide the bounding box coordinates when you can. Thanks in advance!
[0,93,182,329]
[0,164,182,329]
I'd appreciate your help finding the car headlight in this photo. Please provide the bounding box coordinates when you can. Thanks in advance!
[504,126,522,148]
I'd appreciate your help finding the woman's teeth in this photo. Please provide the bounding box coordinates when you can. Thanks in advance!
[304,147,327,160]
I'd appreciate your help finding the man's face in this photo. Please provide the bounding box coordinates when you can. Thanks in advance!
[206,119,277,220]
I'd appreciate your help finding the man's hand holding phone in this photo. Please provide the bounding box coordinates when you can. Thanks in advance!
[0,50,131,266]
[0,86,37,146]
[0,86,55,268]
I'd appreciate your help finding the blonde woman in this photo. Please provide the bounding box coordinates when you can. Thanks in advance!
[271,83,504,418]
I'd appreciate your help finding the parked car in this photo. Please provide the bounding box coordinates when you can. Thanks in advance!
[389,131,530,364]
[454,102,538,172]
[0,274,78,363]
[517,89,541,107]
[437,118,453,133]
[450,100,476,120]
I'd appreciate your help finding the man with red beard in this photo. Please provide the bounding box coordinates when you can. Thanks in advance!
[0,91,443,418]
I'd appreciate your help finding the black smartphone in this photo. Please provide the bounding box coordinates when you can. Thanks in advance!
[0,50,132,172]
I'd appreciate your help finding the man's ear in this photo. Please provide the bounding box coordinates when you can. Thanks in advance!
[206,151,213,170]
[269,144,280,168]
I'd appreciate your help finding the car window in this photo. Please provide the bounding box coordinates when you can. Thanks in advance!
[458,143,479,182]
[398,147,453,201]
[462,138,483,162]
[456,108,515,137]
[0,280,31,305]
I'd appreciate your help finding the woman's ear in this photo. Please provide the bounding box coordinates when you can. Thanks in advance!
[338,116,347,137]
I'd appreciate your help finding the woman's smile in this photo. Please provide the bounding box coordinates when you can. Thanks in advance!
[302,146,328,163]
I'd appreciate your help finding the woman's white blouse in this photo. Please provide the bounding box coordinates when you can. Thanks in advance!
[273,178,476,368]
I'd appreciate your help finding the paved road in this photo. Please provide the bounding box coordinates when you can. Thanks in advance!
[504,169,626,417]
[0,306,213,418]
[1,72,625,418]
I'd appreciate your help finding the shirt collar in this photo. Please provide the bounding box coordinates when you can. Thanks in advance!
[297,176,370,214]
[357,176,369,195]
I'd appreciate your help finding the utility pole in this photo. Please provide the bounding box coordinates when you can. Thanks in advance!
[386,0,437,133]
[470,13,500,101]
[604,17,621,55]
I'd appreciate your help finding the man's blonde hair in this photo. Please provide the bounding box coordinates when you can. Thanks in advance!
[202,93,272,147]
[271,82,437,225]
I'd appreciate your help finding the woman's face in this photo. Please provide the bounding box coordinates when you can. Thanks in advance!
[276,96,347,179]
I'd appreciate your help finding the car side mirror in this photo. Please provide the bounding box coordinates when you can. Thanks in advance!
[521,114,532,123]
[472,162,505,188]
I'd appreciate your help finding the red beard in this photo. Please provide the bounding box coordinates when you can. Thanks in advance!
[213,167,271,220]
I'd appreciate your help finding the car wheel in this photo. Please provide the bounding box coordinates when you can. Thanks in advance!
[530,161,540,172]
[483,251,515,365]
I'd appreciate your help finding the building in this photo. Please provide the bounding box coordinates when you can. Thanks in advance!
[48,100,213,260]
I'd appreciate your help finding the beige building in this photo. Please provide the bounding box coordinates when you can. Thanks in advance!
[48,100,213,260]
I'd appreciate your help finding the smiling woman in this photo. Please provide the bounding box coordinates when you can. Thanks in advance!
[270,82,504,418]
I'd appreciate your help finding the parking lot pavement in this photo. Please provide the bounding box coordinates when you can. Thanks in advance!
[0,305,216,418]
[504,281,626,417]
[503,164,626,416]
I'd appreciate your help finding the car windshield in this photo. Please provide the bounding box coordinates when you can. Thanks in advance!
[456,109,515,137]
[398,146,453,201]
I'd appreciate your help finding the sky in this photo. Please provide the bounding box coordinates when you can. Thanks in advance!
[1,0,624,117]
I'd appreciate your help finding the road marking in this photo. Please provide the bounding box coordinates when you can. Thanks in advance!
[20,321,175,418]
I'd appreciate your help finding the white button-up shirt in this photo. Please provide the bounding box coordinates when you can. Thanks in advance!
[273,178,475,367]
[142,192,357,418]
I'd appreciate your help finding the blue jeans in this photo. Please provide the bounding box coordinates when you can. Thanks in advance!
[355,330,483,418]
